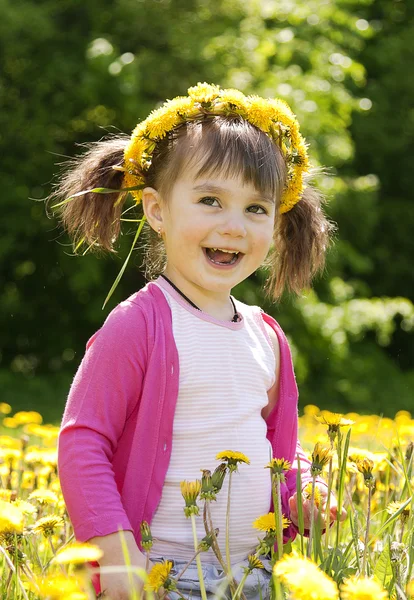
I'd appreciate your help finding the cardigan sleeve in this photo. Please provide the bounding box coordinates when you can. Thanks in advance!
[57,301,147,542]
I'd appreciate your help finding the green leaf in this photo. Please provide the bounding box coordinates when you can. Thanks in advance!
[102,215,147,309]
[373,496,413,541]
[374,541,393,589]
[51,184,145,209]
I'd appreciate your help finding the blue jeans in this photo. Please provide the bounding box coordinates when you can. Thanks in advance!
[151,556,272,599]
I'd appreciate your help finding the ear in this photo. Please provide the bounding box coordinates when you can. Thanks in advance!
[142,187,164,233]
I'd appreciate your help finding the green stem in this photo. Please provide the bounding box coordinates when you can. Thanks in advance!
[307,475,317,559]
[233,570,249,600]
[203,502,242,600]
[324,456,333,552]
[361,484,372,576]
[191,514,208,600]
[272,475,283,560]
[226,471,233,577]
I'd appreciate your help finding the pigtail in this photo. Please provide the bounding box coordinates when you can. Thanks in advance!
[47,136,130,252]
[265,177,336,299]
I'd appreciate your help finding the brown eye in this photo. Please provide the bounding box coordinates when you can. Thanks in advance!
[200,196,220,206]
[248,205,267,215]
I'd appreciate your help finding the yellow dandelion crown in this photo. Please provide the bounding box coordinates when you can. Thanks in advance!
[123,82,310,214]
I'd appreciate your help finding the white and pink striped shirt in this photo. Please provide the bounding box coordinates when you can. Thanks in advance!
[150,276,277,564]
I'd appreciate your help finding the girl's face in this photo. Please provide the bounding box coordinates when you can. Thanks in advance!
[157,165,276,300]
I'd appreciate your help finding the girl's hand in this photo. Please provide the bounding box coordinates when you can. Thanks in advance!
[88,530,148,600]
[288,484,347,530]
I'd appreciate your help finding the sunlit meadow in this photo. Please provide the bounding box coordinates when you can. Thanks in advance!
[0,402,413,600]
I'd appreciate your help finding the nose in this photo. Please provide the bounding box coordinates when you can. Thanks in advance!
[217,212,247,238]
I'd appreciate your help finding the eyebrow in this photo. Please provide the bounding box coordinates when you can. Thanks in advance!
[192,183,275,205]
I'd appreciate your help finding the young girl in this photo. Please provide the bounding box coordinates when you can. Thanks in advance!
[55,83,344,600]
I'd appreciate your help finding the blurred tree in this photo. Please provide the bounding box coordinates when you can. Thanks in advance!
[0,0,412,420]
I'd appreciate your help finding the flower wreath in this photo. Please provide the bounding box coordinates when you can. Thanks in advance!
[123,82,310,214]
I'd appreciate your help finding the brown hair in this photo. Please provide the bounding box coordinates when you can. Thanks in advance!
[48,117,335,298]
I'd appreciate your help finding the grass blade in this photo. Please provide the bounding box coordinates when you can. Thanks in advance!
[102,215,146,309]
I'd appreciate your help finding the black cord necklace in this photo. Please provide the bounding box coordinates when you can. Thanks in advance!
[160,274,239,322]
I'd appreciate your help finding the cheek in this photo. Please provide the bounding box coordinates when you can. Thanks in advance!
[252,225,274,253]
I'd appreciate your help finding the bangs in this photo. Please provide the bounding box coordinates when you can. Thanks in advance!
[154,117,287,204]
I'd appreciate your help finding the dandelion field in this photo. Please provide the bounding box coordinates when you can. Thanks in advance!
[0,402,413,600]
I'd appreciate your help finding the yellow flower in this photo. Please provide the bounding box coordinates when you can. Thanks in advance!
[13,499,37,516]
[145,105,181,140]
[28,488,59,506]
[54,542,103,565]
[33,515,64,538]
[218,88,248,111]
[247,554,264,571]
[0,499,24,535]
[407,579,414,598]
[0,435,20,449]
[188,81,220,103]
[180,480,201,517]
[311,442,334,475]
[13,411,43,425]
[0,402,12,414]
[0,489,13,502]
[24,423,60,441]
[216,450,250,471]
[386,501,410,520]
[274,553,339,600]
[31,574,87,600]
[356,457,375,486]
[145,560,175,592]
[315,412,355,430]
[340,576,388,600]
[253,512,290,532]
[3,417,19,428]
[246,95,274,131]
[265,458,291,476]
[303,482,323,508]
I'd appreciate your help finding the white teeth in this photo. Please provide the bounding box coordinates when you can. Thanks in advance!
[210,248,239,254]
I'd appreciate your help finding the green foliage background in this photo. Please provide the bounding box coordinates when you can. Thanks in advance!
[1,0,412,422]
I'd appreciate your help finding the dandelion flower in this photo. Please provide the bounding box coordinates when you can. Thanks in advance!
[32,574,87,600]
[315,412,355,430]
[311,442,333,475]
[200,469,216,500]
[274,553,339,600]
[340,576,388,600]
[28,489,58,506]
[246,95,274,131]
[14,499,37,516]
[145,560,176,592]
[180,480,201,517]
[140,520,153,551]
[0,489,13,502]
[265,458,291,476]
[54,542,103,565]
[33,515,64,538]
[216,450,250,471]
[188,82,220,103]
[211,463,227,492]
[386,501,410,519]
[303,482,322,508]
[0,500,23,535]
[0,402,12,414]
[253,512,290,532]
[356,457,375,486]
[247,554,264,571]
[13,411,43,425]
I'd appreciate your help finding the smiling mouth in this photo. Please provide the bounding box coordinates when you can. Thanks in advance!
[204,248,243,265]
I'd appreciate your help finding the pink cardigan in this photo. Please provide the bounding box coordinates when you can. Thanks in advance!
[58,282,315,548]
